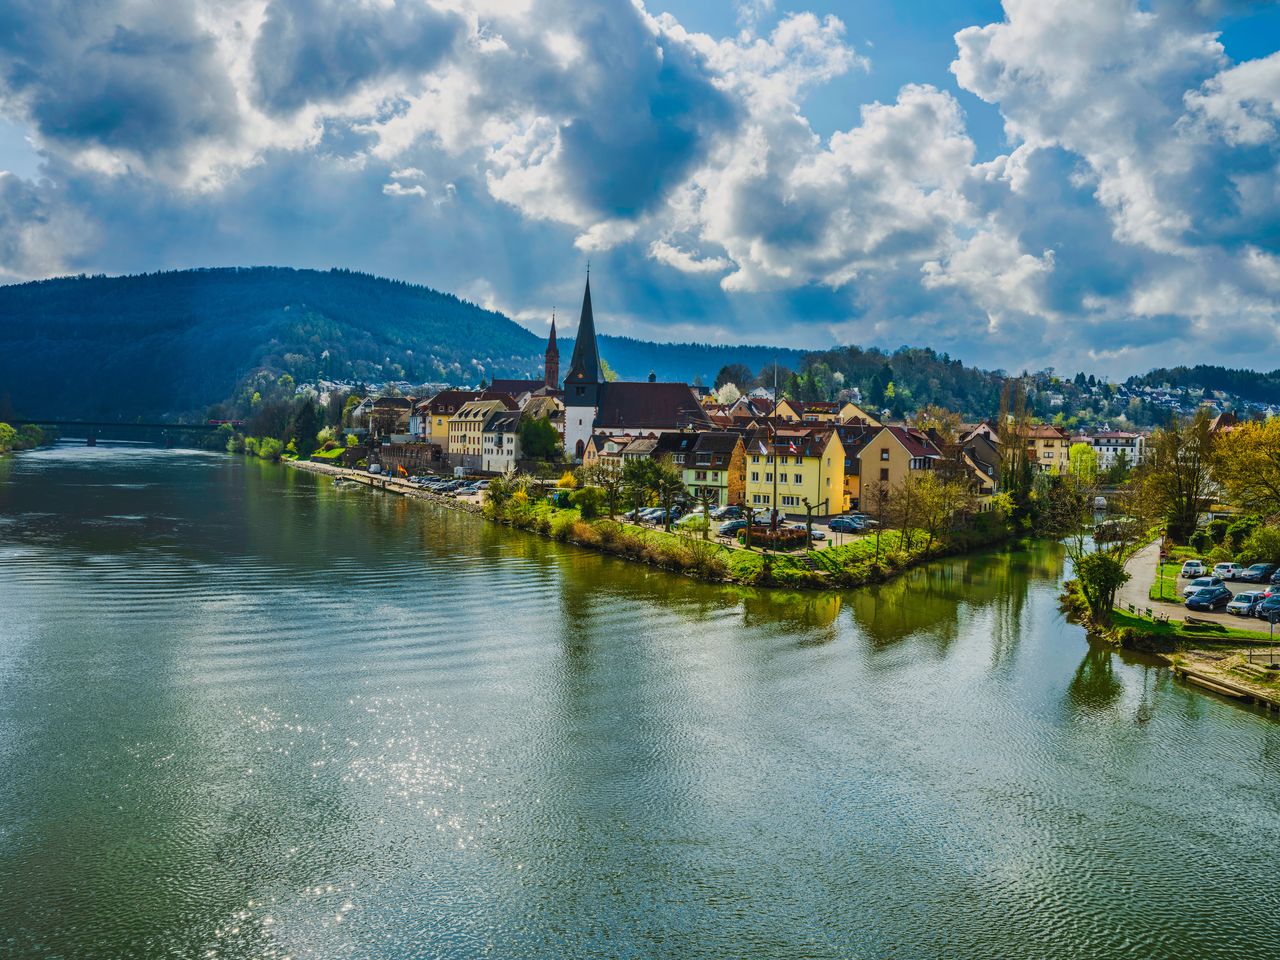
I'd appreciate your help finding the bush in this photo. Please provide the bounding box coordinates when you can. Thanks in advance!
[548,511,577,541]
[1226,516,1260,552]
[1190,529,1212,553]
[1207,518,1230,544]
[1238,525,1280,566]
[570,486,605,520]
[1206,544,1233,564]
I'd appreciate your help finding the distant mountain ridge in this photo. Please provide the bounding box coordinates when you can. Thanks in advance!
[0,267,806,419]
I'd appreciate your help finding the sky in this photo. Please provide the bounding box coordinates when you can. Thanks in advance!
[0,1,1278,378]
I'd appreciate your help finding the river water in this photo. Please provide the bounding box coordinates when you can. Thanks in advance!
[1,443,1278,959]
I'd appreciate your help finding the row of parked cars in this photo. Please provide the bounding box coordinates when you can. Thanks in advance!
[405,475,490,496]
[1179,560,1279,583]
[1178,559,1280,618]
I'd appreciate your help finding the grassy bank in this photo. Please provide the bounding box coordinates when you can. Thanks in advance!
[482,495,1009,589]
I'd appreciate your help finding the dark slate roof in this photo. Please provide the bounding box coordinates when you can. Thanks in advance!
[654,431,699,456]
[564,276,601,385]
[594,381,714,431]
[489,379,544,396]
[419,389,517,414]
[485,411,522,432]
[371,395,415,409]
[692,431,742,455]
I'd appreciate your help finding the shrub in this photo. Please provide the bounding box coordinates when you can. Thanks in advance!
[1226,516,1260,552]
[570,486,605,520]
[549,511,577,541]
[1189,529,1212,553]
[1238,525,1280,566]
[1206,544,1233,564]
[1207,518,1230,544]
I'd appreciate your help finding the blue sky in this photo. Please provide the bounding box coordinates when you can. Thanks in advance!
[0,0,1278,377]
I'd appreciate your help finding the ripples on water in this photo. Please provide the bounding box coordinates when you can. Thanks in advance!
[1,444,1279,959]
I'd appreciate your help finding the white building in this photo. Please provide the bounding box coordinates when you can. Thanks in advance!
[1085,430,1146,468]
[481,410,522,474]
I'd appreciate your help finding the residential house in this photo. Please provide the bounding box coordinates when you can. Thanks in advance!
[684,432,746,508]
[1011,424,1071,474]
[419,389,516,447]
[835,424,942,511]
[481,410,523,474]
[448,398,518,469]
[743,429,848,518]
[366,396,415,440]
[1079,430,1146,469]
[775,399,882,426]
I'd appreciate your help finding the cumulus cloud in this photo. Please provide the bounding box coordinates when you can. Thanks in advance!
[0,0,1277,375]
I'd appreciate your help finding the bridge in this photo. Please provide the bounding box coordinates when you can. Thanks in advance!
[10,419,242,433]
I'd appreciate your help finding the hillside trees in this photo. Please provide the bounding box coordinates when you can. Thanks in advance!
[1212,417,1280,518]
[1138,410,1216,542]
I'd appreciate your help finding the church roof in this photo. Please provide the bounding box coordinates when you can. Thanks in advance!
[594,381,713,431]
[565,276,602,385]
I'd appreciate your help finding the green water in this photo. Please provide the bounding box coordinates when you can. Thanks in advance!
[1,444,1278,959]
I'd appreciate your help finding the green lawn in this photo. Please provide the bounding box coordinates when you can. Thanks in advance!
[1112,608,1276,644]
[1149,561,1183,602]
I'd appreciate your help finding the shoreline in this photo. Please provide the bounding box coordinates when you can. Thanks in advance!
[285,458,1003,591]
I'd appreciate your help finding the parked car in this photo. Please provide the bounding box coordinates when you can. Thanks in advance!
[1239,564,1276,583]
[828,517,864,533]
[1180,559,1206,578]
[1255,594,1280,621]
[1213,562,1245,581]
[710,505,741,520]
[808,530,827,541]
[718,519,749,536]
[1271,569,1280,586]
[1182,576,1224,598]
[1227,591,1266,616]
[1186,585,1233,611]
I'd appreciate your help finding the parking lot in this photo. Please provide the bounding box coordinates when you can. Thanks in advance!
[1125,541,1280,631]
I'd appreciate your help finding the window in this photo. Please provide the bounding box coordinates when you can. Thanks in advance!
[751,454,760,463]
[765,455,774,464]
[672,454,685,464]
[752,493,770,505]
[695,471,708,481]
[751,471,759,482]
[765,473,773,482]
[711,472,719,481]
[794,474,803,484]
[780,455,789,464]
[781,495,799,507]
[880,448,890,461]
[880,468,890,481]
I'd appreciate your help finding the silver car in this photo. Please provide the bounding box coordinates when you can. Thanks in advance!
[1182,576,1224,598]
[1226,591,1265,616]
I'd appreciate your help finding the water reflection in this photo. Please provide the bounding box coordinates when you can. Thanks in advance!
[4,446,1280,959]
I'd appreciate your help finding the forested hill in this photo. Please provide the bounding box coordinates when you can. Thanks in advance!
[1127,365,1280,405]
[0,267,804,419]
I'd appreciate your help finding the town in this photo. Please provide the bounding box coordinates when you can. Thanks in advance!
[312,276,1153,530]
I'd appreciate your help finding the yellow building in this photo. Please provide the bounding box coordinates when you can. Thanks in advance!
[742,429,848,518]
[774,398,882,426]
[1013,424,1071,475]
[448,398,515,469]
[419,389,516,447]
[835,425,943,510]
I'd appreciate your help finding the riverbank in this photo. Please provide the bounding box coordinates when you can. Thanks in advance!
[287,459,1011,590]
[1062,575,1280,713]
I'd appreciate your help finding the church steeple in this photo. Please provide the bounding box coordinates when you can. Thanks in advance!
[565,273,601,387]
[544,310,559,390]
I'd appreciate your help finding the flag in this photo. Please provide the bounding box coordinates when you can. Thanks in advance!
[788,440,798,454]
[758,440,768,455]
[397,464,408,476]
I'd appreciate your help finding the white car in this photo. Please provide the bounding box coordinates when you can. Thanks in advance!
[1180,560,1206,578]
[1183,575,1224,598]
[1213,562,1245,581]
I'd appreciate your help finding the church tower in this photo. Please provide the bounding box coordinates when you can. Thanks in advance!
[544,310,559,390]
[563,273,602,460]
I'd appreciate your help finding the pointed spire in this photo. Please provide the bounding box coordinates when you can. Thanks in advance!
[565,272,601,385]
[544,308,560,389]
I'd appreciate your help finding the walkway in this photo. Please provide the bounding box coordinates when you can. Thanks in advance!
[1118,539,1264,630]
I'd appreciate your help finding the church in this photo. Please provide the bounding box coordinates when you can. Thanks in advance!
[561,275,712,460]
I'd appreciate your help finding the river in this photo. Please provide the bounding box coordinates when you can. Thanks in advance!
[1,443,1278,959]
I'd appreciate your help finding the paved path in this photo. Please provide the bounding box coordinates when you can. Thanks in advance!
[1118,539,1263,629]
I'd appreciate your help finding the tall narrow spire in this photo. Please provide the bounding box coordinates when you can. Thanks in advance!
[544,309,560,390]
[565,273,601,386]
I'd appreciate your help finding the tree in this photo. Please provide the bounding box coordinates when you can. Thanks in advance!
[599,358,620,383]
[913,405,962,444]
[715,363,754,390]
[997,378,1035,523]
[1068,442,1099,487]
[519,416,562,461]
[1138,410,1215,543]
[652,457,687,531]
[715,382,742,405]
[580,459,626,519]
[286,399,324,457]
[1212,417,1280,518]
[0,422,16,452]
[623,458,660,515]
